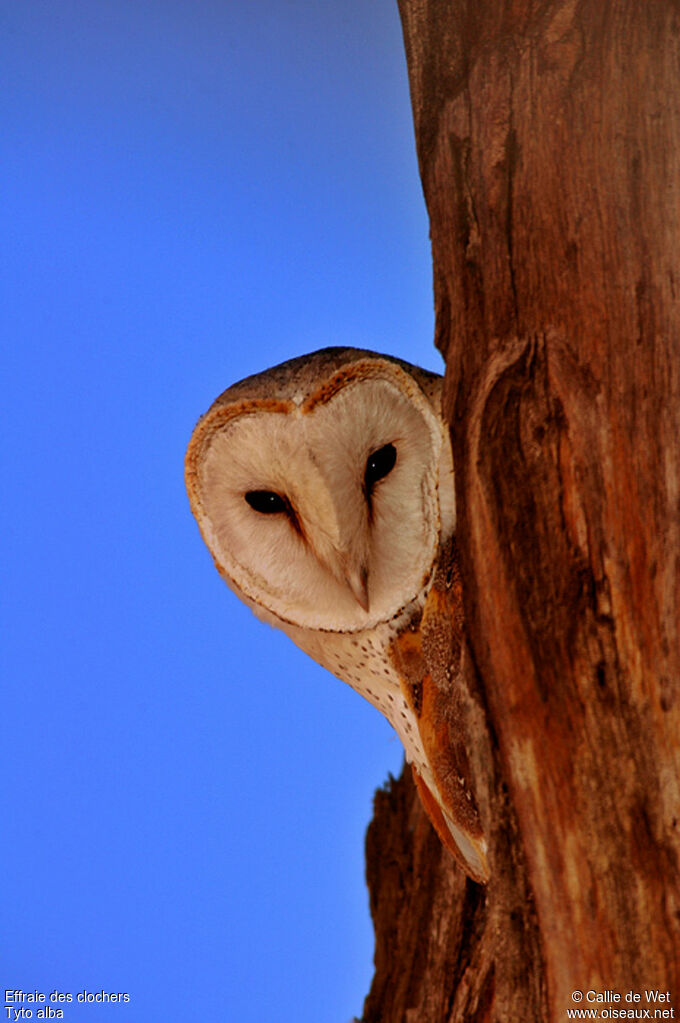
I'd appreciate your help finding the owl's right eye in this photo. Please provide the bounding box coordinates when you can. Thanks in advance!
[245,490,288,514]
[364,443,397,491]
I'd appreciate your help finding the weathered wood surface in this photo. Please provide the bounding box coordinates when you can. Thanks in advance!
[362,2,680,1019]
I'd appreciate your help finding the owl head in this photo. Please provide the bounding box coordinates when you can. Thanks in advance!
[185,347,454,633]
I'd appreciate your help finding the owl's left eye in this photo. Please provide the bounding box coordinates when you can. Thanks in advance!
[364,443,397,492]
[245,490,288,514]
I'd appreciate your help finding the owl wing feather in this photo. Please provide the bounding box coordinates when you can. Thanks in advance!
[389,534,489,883]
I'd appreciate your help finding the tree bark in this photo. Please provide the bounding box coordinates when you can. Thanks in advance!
[362,2,680,1020]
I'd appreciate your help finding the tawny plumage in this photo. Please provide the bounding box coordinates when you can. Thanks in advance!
[185,347,488,882]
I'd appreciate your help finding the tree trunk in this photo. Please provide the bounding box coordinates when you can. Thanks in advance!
[361,2,680,1020]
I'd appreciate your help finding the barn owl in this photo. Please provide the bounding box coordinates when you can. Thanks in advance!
[185,347,488,883]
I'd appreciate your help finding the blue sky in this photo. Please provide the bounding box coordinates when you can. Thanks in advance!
[2,3,440,1020]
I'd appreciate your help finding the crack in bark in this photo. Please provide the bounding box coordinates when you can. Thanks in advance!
[504,76,520,332]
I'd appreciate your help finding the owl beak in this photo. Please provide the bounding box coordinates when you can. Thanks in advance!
[344,564,370,612]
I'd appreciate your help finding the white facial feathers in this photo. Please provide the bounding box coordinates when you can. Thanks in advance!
[187,356,447,633]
